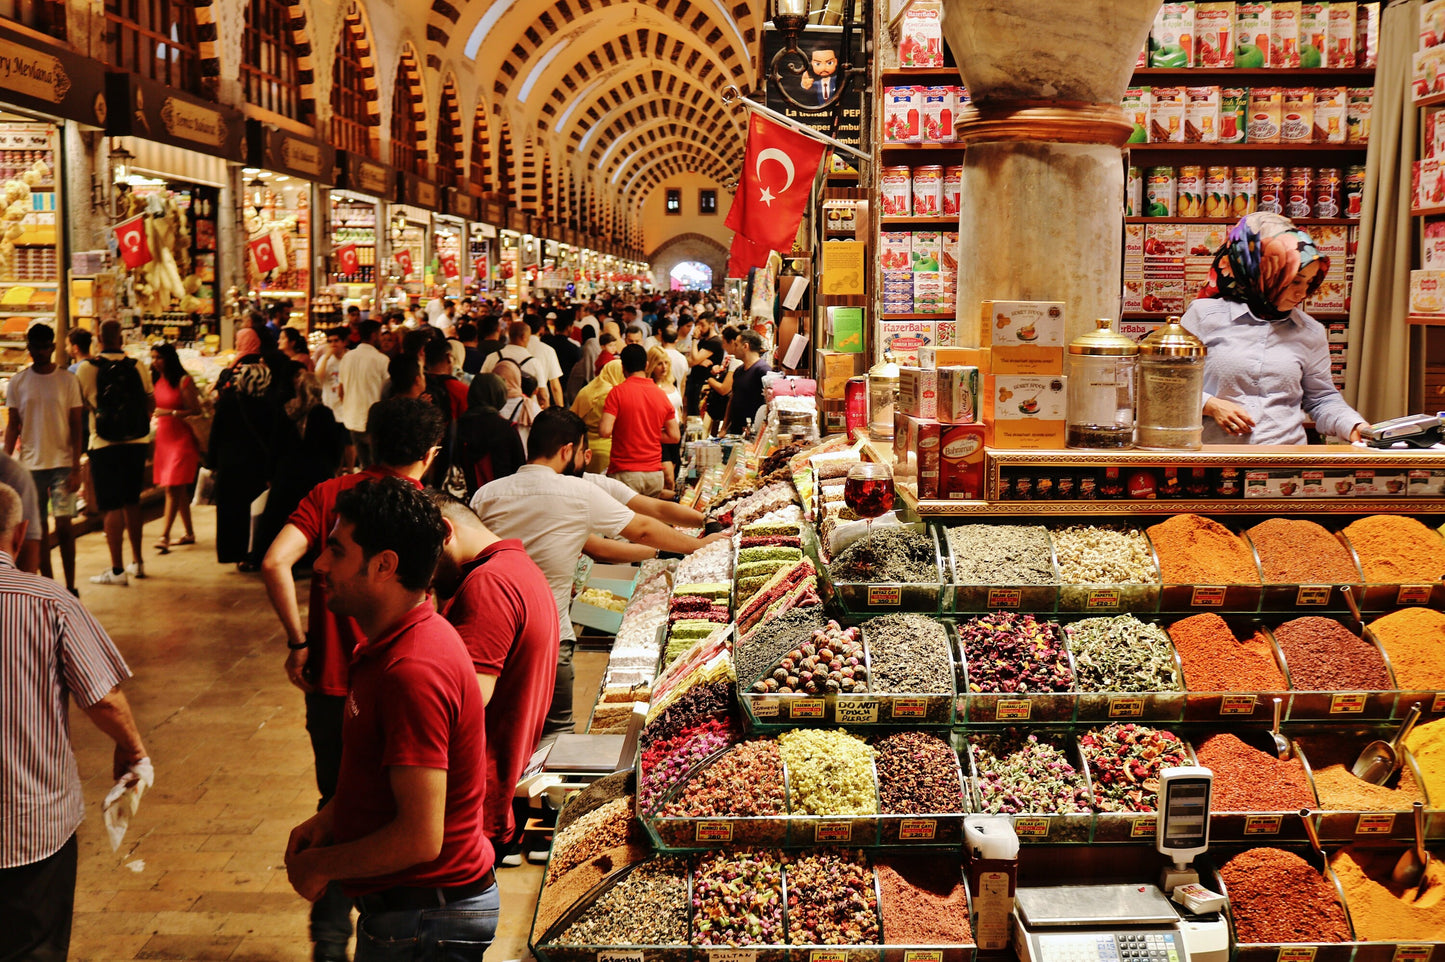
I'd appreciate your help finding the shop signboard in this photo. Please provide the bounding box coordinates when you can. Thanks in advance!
[0,24,108,127]
[104,72,245,161]
[483,197,505,224]
[398,172,441,212]
[446,188,479,221]
[506,208,528,233]
[762,25,864,156]
[246,121,335,187]
[335,150,397,199]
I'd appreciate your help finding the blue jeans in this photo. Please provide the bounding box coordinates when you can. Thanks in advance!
[354,883,500,962]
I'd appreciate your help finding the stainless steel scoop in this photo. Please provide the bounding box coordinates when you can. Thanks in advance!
[1351,704,1421,785]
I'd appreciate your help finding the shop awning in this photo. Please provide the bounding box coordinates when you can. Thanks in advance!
[0,24,108,127]
[335,150,396,199]
[104,72,245,162]
[246,121,335,187]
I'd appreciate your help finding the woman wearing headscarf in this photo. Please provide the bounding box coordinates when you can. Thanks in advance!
[209,347,277,569]
[251,370,345,565]
[1182,212,1366,445]
[496,356,542,452]
[565,324,599,404]
[570,360,625,474]
[454,373,526,495]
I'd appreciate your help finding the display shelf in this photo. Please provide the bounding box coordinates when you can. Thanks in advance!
[880,67,963,83]
[1413,205,1445,217]
[880,215,958,226]
[1122,310,1351,321]
[1133,67,1376,84]
[1415,90,1445,108]
[879,144,964,154]
[1408,313,1445,326]
[1128,143,1368,153]
[880,312,954,320]
[1125,217,1358,227]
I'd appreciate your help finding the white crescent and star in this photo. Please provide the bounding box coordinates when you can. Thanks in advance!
[755,147,796,207]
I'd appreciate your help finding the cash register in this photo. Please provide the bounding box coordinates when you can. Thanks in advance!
[1013,768,1230,962]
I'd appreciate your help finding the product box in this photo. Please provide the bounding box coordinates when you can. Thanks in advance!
[1424,237,1445,269]
[1411,270,1445,314]
[899,366,939,419]
[1425,0,1445,48]
[1124,224,1146,276]
[920,86,956,143]
[913,273,954,315]
[988,375,1068,450]
[1122,280,1145,313]
[1347,87,1373,144]
[879,232,912,271]
[1143,278,1188,314]
[816,349,865,399]
[1328,1,1358,66]
[942,231,960,272]
[979,300,1065,375]
[878,319,936,365]
[900,0,945,67]
[1221,87,1249,143]
[882,86,923,143]
[1122,86,1152,144]
[919,346,991,372]
[1247,87,1283,143]
[1145,222,1189,259]
[1196,2,1235,66]
[911,231,943,271]
[1419,157,1445,208]
[1414,47,1445,101]
[894,413,938,494]
[939,423,987,499]
[1245,469,1304,499]
[1183,86,1222,143]
[1313,87,1347,143]
[1300,2,1328,67]
[1151,2,1197,66]
[936,365,980,424]
[1236,1,1274,66]
[1357,2,1380,68]
[1280,88,1315,143]
[1271,1,1302,68]
[1149,86,1187,143]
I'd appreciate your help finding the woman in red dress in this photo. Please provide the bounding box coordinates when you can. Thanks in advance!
[149,343,202,552]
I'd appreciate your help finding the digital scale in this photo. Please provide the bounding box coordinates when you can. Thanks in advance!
[1012,769,1230,962]
[1359,414,1445,448]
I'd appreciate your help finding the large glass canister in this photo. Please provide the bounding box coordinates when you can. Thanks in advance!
[1066,317,1138,449]
[868,359,900,440]
[1136,316,1207,451]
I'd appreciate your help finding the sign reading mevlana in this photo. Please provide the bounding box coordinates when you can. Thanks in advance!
[104,72,244,161]
[0,25,107,126]
[247,121,335,186]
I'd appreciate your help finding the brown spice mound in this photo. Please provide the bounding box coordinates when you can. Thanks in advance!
[1343,515,1445,583]
[1247,518,1359,584]
[546,797,639,884]
[1170,614,1286,691]
[1329,847,1445,941]
[1194,734,1315,812]
[1272,617,1391,691]
[532,843,652,941]
[1219,848,1350,944]
[1148,514,1259,584]
[1368,607,1445,689]
[1298,735,1425,811]
[876,855,974,946]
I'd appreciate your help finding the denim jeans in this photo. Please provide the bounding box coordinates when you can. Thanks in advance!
[305,693,353,949]
[354,883,500,962]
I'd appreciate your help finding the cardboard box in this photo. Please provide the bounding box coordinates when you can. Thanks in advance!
[1272,1,1302,68]
[1425,0,1445,48]
[988,375,1067,449]
[1236,1,1274,66]
[882,86,923,143]
[816,349,864,399]
[878,319,936,365]
[1328,2,1357,66]
[1314,87,1347,144]
[1151,2,1197,66]
[894,413,942,496]
[879,232,912,271]
[920,86,956,144]
[1347,87,1372,144]
[1411,270,1445,314]
[1357,2,1379,68]
[1196,2,1235,66]
[979,300,1065,375]
[913,273,954,315]
[1122,87,1152,144]
[1221,87,1249,143]
[1183,86,1222,143]
[1414,47,1445,101]
[1247,87,1283,143]
[1280,88,1315,143]
[1424,237,1445,269]
[899,366,939,419]
[1300,2,1328,67]
[919,346,991,372]
[900,0,945,66]
[937,365,981,424]
[911,231,943,271]
[1149,86,1186,143]
[939,423,987,499]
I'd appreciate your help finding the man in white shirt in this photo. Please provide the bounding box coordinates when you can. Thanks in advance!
[3,323,82,592]
[471,408,719,737]
[480,319,543,392]
[660,325,688,393]
[315,327,348,414]
[336,319,391,466]
[524,313,565,406]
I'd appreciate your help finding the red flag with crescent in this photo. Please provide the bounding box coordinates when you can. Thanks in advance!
[727,232,773,278]
[336,243,359,277]
[250,233,280,273]
[114,215,152,269]
[441,253,460,279]
[396,249,414,278]
[724,114,829,254]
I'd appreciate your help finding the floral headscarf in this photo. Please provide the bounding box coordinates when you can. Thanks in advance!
[1199,212,1330,321]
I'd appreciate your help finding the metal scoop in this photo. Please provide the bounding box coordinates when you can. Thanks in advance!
[1391,801,1431,896]
[1300,808,1325,869]
[1342,584,1363,630]
[1269,697,1290,759]
[1351,704,1422,785]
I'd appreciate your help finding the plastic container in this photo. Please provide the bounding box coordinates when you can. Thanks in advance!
[1081,729,1197,843]
[1248,526,1366,615]
[1336,525,1445,612]
[1065,612,1188,724]
[1278,619,1400,723]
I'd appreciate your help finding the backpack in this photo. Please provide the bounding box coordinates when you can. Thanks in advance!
[497,355,539,397]
[91,355,150,442]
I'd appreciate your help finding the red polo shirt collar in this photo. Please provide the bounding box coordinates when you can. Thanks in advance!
[351,600,434,662]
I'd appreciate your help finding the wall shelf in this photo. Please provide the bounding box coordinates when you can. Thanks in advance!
[1134,67,1375,84]
[1125,216,1358,226]
[1128,142,1367,153]
[881,216,958,226]
[880,67,962,83]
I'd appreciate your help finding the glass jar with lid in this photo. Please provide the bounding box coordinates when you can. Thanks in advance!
[1136,316,1207,451]
[868,358,900,440]
[1066,317,1138,449]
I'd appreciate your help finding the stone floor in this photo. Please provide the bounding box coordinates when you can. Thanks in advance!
[64,505,596,962]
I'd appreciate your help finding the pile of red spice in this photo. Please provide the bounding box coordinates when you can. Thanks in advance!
[1343,515,1445,582]
[1272,617,1392,691]
[1148,514,1259,584]
[1218,848,1351,944]
[875,855,975,946]
[1193,733,1315,812]
[1246,518,1359,584]
[1368,607,1445,690]
[1169,614,1286,691]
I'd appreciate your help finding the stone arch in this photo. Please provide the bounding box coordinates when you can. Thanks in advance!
[649,233,728,291]
[390,43,430,175]
[329,1,381,156]
[435,73,463,186]
[470,101,493,192]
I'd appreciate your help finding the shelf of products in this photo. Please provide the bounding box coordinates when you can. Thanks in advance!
[244,169,310,323]
[327,192,379,302]
[1411,20,1445,407]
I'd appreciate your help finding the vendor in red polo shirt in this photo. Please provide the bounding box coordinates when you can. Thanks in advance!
[284,477,497,958]
[260,396,445,961]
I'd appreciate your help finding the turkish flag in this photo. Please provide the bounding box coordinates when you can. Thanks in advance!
[250,233,280,273]
[441,253,459,279]
[474,256,487,279]
[336,243,359,276]
[727,232,773,278]
[724,114,829,254]
[114,215,152,269]
[396,249,414,278]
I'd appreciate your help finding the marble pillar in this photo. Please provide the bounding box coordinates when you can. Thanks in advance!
[940,0,1162,346]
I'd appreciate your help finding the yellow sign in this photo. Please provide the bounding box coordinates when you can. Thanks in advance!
[996,699,1032,721]
[1108,696,1145,718]
[898,818,937,840]
[160,96,230,148]
[1295,585,1331,606]
[1355,813,1396,835]
[1329,692,1367,714]
[820,241,865,295]
[1190,586,1227,607]
[280,136,325,177]
[1244,815,1283,835]
[1219,694,1258,715]
[0,40,70,104]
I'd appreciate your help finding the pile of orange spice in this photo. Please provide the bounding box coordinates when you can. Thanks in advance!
[1147,514,1259,584]
[1246,518,1360,584]
[1329,847,1445,941]
[1169,614,1286,692]
[1342,515,1445,583]
[1367,607,1445,689]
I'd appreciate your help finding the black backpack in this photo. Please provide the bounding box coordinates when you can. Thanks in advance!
[91,355,150,442]
[497,356,539,397]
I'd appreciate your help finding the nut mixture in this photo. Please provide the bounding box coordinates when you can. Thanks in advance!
[1052,525,1156,585]
[863,612,954,694]
[778,728,878,816]
[691,849,785,946]
[735,606,827,691]
[750,621,866,696]
[785,849,881,945]
[873,731,965,815]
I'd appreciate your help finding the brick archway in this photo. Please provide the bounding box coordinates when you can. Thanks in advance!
[649,233,728,291]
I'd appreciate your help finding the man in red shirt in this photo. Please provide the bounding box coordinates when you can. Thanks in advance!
[284,478,497,957]
[599,344,680,497]
[260,396,445,962]
[430,493,559,868]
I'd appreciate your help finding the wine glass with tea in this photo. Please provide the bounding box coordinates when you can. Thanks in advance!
[844,462,895,564]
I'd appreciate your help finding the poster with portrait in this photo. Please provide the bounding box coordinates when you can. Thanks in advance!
[762,25,864,167]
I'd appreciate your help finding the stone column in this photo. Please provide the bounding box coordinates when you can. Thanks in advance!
[940,0,1161,346]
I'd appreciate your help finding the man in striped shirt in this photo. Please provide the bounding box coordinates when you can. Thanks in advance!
[0,481,148,960]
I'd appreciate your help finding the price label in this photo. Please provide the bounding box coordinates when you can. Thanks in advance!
[1013,816,1050,839]
[1086,588,1121,609]
[695,821,734,842]
[1295,585,1332,606]
[892,697,929,719]
[710,951,757,962]
[898,818,937,840]
[996,698,1032,721]
[1433,692,1445,713]
[1244,815,1283,835]
[1356,813,1396,834]
[987,588,1022,608]
[810,952,847,962]
[905,953,944,962]
[750,698,780,718]
[815,820,853,842]
[1392,946,1435,962]
[867,585,902,606]
[1220,694,1258,716]
[599,951,644,962]
[836,698,880,724]
[1278,949,1317,962]
[1398,585,1434,605]
[1330,692,1367,714]
[789,699,826,719]
[1190,586,1227,607]
[1108,695,1145,718]
[1131,817,1157,838]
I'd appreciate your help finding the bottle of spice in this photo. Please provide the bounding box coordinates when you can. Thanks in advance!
[1136,316,1207,451]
